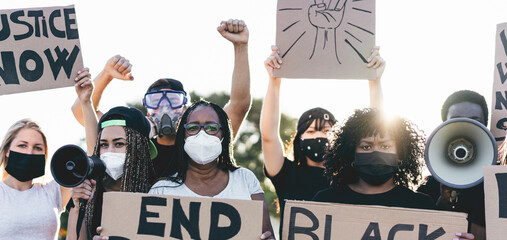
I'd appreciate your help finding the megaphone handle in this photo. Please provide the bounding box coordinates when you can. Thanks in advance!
[450,190,458,210]
[76,198,87,239]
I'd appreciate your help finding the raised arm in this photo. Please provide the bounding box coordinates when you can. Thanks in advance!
[367,46,386,110]
[260,46,285,177]
[71,55,133,126]
[218,19,252,139]
[74,68,98,155]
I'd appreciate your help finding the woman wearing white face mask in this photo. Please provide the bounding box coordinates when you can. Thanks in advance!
[68,72,156,240]
[149,100,276,239]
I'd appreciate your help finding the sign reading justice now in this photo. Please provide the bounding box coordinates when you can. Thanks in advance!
[0,5,83,95]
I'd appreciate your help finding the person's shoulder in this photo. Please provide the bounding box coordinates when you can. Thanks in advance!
[396,186,435,210]
[150,175,180,191]
[232,167,259,182]
[233,167,255,176]
[312,185,339,202]
[37,180,59,191]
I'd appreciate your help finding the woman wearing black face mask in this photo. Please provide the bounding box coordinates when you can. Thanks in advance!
[0,119,71,239]
[262,46,385,238]
[312,108,474,240]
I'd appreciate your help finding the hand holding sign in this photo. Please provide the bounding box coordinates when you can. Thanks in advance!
[367,46,385,79]
[103,55,133,81]
[217,19,249,45]
[74,68,93,104]
[265,45,283,79]
[92,226,107,240]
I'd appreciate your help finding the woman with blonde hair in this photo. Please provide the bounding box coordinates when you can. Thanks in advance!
[0,118,71,239]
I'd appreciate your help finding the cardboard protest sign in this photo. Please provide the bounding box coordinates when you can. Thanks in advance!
[491,22,507,143]
[275,0,375,79]
[101,192,263,240]
[484,165,507,240]
[0,5,83,95]
[283,200,467,240]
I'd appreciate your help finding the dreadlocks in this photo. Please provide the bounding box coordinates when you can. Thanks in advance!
[84,127,154,238]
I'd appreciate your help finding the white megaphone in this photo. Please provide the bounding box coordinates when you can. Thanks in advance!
[425,118,497,189]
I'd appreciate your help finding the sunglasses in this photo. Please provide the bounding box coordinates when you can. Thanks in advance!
[143,90,187,109]
[184,123,221,136]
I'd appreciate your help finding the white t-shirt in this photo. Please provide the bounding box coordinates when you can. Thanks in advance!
[149,167,263,200]
[0,180,62,240]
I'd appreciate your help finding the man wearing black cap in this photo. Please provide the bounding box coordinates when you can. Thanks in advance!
[71,19,251,178]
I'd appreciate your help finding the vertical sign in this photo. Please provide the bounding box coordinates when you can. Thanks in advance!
[484,165,507,240]
[0,5,83,95]
[491,22,507,143]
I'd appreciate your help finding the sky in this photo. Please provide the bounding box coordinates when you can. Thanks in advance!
[0,0,507,161]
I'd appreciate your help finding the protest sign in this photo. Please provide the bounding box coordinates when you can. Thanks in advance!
[274,0,375,79]
[484,165,507,240]
[491,22,507,143]
[0,5,83,95]
[101,192,263,240]
[282,200,467,240]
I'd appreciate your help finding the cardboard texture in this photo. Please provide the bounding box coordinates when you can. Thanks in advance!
[101,192,263,240]
[275,0,375,79]
[484,165,507,240]
[0,5,83,95]
[282,200,468,240]
[491,22,507,143]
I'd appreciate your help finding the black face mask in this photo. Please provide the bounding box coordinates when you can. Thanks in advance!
[354,151,398,186]
[5,150,45,182]
[300,138,328,163]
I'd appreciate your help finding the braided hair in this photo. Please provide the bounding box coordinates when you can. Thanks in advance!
[84,127,154,238]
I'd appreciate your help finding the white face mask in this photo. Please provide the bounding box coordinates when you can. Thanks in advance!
[100,152,126,181]
[184,130,223,165]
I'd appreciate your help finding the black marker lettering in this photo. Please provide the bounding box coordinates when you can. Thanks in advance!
[288,207,319,240]
[11,10,33,41]
[170,199,201,239]
[209,202,241,240]
[19,50,43,82]
[137,196,166,237]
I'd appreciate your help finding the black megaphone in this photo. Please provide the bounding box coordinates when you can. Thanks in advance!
[50,144,105,187]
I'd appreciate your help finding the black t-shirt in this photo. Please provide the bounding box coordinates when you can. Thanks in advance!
[313,184,436,210]
[417,176,485,228]
[152,139,178,179]
[265,157,330,238]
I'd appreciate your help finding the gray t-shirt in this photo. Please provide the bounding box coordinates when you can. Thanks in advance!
[0,180,62,240]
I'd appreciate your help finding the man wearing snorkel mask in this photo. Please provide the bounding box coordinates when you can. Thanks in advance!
[71,19,251,178]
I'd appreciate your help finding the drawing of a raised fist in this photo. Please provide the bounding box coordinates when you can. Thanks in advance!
[308,0,347,30]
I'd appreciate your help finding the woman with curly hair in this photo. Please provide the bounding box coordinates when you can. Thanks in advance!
[312,108,474,240]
